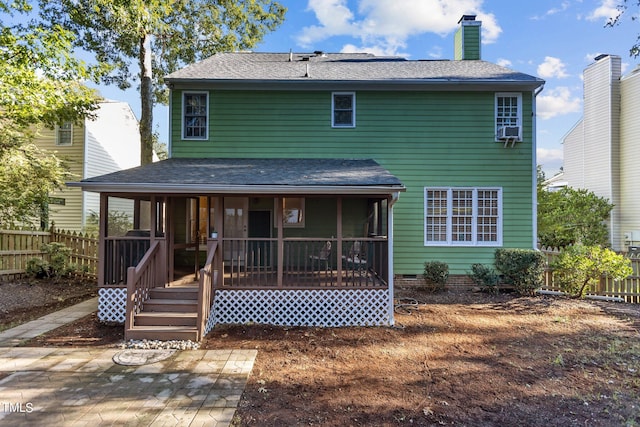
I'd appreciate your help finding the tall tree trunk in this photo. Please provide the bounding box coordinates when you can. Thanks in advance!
[139,34,153,165]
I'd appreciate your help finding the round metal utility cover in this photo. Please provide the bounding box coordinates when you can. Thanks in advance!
[112,349,176,366]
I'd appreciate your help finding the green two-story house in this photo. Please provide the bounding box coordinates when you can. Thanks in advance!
[72,15,544,340]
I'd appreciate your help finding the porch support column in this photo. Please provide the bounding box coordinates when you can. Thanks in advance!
[150,196,162,286]
[214,197,224,288]
[150,196,156,246]
[387,192,400,326]
[336,197,343,286]
[167,197,174,284]
[276,197,284,287]
[98,193,108,287]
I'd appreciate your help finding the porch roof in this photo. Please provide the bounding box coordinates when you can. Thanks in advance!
[68,158,406,195]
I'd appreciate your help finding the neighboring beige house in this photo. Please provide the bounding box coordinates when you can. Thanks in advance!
[562,54,640,251]
[34,99,140,232]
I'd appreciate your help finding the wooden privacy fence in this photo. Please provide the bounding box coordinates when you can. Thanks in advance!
[540,247,640,303]
[0,227,98,280]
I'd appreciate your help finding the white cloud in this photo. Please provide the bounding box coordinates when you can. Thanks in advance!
[546,1,571,16]
[585,0,621,22]
[496,58,512,68]
[584,52,600,63]
[537,148,563,163]
[341,43,401,57]
[531,1,571,20]
[537,148,564,175]
[537,87,582,119]
[427,46,444,59]
[298,0,502,55]
[537,56,570,79]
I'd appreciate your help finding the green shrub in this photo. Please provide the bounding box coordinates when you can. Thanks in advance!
[551,245,633,298]
[494,248,545,296]
[423,261,449,292]
[26,257,49,278]
[26,242,77,280]
[467,263,499,292]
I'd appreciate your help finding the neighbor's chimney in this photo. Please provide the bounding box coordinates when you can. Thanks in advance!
[454,15,481,60]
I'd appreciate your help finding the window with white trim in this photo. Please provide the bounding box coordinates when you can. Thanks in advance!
[56,122,73,146]
[425,187,502,246]
[182,92,208,139]
[332,92,355,127]
[495,92,522,139]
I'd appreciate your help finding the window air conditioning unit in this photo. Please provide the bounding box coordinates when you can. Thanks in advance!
[497,126,520,140]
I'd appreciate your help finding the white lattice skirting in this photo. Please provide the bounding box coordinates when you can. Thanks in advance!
[207,289,392,332]
[97,287,392,330]
[98,288,126,323]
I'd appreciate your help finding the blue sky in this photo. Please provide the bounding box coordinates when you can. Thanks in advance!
[93,0,640,176]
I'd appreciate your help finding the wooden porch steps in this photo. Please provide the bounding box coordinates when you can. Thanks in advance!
[126,285,200,341]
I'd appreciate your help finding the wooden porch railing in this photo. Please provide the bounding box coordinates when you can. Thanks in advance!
[197,241,218,340]
[221,237,388,289]
[124,241,163,337]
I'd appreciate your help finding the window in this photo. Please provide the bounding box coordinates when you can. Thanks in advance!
[56,122,73,146]
[277,197,305,228]
[182,92,208,139]
[425,187,502,246]
[332,92,355,127]
[495,92,522,139]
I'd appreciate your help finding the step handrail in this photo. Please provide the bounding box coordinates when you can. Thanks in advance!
[125,241,161,337]
[197,241,218,340]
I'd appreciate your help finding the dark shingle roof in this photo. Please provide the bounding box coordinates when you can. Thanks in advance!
[71,158,405,195]
[165,52,543,88]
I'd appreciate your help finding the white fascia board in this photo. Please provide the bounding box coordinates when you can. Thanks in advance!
[66,182,406,195]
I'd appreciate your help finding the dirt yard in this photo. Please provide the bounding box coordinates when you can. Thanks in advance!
[6,282,640,427]
[0,277,97,332]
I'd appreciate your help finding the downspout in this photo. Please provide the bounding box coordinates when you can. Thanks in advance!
[387,191,400,326]
[532,84,545,249]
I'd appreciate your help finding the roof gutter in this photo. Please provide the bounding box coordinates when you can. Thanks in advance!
[66,182,406,195]
[167,79,545,92]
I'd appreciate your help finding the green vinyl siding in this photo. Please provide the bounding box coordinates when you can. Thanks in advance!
[454,22,481,60]
[170,89,535,275]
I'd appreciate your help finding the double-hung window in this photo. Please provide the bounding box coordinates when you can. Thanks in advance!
[332,92,355,128]
[495,92,522,140]
[56,122,73,146]
[425,187,502,246]
[182,92,208,139]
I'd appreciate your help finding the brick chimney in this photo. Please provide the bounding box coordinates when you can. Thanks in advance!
[454,15,481,60]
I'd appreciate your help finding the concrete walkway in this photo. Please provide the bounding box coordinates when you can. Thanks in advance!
[0,297,99,347]
[0,299,257,426]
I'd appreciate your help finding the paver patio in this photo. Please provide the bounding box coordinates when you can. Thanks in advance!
[0,347,256,426]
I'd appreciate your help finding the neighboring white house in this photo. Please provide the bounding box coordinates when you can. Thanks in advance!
[35,99,141,232]
[562,54,640,250]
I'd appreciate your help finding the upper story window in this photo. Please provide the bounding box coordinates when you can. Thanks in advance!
[332,92,355,128]
[56,122,73,146]
[182,92,208,140]
[424,187,502,246]
[495,93,522,141]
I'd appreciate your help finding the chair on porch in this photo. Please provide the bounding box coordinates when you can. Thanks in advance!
[343,241,369,278]
[309,241,332,271]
